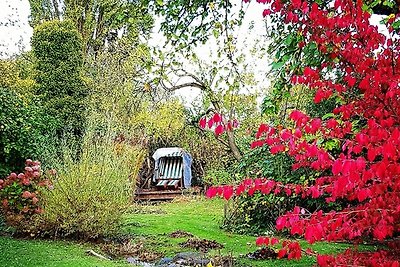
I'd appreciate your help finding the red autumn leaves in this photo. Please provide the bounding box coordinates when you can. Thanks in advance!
[255,236,302,260]
[199,113,239,136]
[204,0,400,264]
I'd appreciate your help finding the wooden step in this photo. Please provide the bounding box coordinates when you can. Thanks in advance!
[135,189,182,201]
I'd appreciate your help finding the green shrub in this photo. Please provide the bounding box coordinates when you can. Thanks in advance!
[32,20,87,136]
[38,129,145,239]
[203,168,239,186]
[0,88,57,177]
[222,192,289,235]
[223,146,323,235]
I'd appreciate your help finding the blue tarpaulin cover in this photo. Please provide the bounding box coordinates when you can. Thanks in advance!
[152,147,192,188]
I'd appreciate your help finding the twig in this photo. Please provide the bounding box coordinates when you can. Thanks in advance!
[85,250,109,261]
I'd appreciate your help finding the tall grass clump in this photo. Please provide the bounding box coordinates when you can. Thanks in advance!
[39,123,146,239]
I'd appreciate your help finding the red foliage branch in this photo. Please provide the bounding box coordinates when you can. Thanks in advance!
[199,113,239,135]
[256,237,302,259]
[207,0,400,265]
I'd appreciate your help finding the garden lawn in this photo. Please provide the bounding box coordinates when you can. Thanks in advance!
[124,197,355,267]
[0,236,129,267]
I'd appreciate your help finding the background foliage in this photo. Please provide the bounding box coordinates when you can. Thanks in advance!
[28,0,153,55]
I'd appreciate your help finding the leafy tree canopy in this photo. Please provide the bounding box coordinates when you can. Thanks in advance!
[29,0,153,55]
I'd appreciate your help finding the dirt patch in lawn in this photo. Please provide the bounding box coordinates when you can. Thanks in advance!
[246,247,277,260]
[180,238,224,253]
[169,230,194,238]
[100,239,163,262]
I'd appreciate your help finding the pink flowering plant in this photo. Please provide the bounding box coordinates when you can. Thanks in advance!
[0,159,51,226]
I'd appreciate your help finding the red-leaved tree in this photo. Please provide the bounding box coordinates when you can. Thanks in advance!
[207,0,400,265]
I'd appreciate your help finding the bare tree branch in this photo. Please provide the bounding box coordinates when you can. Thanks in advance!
[160,80,206,92]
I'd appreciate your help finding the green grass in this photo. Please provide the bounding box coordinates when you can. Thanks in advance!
[0,197,371,266]
[124,197,353,266]
[0,236,129,267]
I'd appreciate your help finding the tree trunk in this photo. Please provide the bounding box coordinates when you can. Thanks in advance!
[226,129,242,161]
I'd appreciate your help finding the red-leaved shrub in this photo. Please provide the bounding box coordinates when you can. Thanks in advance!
[207,0,400,265]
